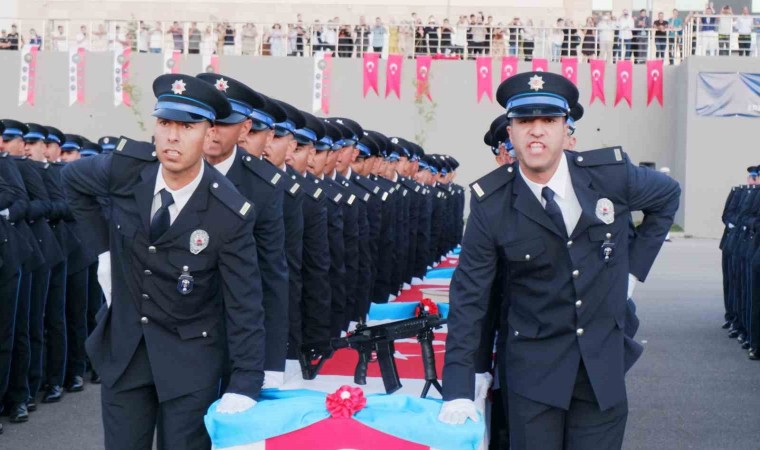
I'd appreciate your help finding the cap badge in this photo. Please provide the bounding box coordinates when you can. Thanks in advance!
[528,75,545,92]
[171,79,187,95]
[215,78,229,92]
[595,198,615,225]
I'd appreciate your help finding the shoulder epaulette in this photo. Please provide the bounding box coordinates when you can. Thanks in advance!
[322,180,344,205]
[300,176,323,200]
[0,152,8,158]
[353,174,382,197]
[209,172,254,219]
[470,163,516,202]
[571,147,626,167]
[241,153,282,187]
[113,136,158,162]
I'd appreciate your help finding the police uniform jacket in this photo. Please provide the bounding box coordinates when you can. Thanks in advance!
[0,153,45,271]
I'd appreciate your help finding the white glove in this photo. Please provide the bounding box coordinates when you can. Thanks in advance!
[262,371,284,389]
[474,372,493,413]
[284,359,302,383]
[347,321,359,333]
[0,209,9,219]
[438,398,480,425]
[97,251,112,306]
[216,393,256,414]
[627,273,638,300]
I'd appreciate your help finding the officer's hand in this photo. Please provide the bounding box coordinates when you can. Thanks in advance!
[627,273,638,300]
[97,251,112,306]
[438,399,480,425]
[216,393,256,414]
[474,372,493,401]
[262,371,284,389]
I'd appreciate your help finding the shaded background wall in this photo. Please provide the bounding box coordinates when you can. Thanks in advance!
[0,52,757,237]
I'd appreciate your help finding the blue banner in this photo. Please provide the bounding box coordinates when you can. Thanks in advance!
[696,72,760,117]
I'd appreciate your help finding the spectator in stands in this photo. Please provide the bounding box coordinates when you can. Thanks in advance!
[53,25,67,51]
[736,6,753,56]
[222,22,235,55]
[581,16,597,60]
[700,6,718,56]
[294,21,306,56]
[138,22,150,53]
[110,25,129,51]
[507,17,522,56]
[0,31,9,50]
[618,9,634,60]
[169,21,184,53]
[470,16,487,56]
[149,22,163,53]
[7,25,20,50]
[323,20,338,54]
[91,23,108,52]
[354,16,371,56]
[668,9,683,64]
[598,14,615,62]
[717,5,733,56]
[269,23,287,56]
[76,25,89,50]
[523,19,535,61]
[551,18,564,61]
[452,16,468,56]
[188,22,202,54]
[397,19,413,57]
[414,19,426,55]
[654,12,668,60]
[371,17,387,53]
[634,9,650,63]
[242,23,259,56]
[338,23,354,57]
[202,25,217,55]
[424,16,439,54]
[388,19,400,53]
[28,28,42,48]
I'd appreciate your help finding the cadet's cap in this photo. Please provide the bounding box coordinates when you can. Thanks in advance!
[152,74,232,123]
[44,126,65,145]
[80,141,102,157]
[272,99,306,137]
[23,123,48,143]
[62,134,84,152]
[329,118,363,146]
[1,120,28,141]
[496,71,579,119]
[196,73,266,125]
[365,130,390,158]
[445,155,460,170]
[389,137,412,159]
[355,131,377,159]
[567,103,584,135]
[489,115,511,148]
[407,141,425,161]
[419,155,439,174]
[294,111,326,146]
[320,119,344,151]
[748,166,759,175]
[257,95,288,130]
[98,136,118,152]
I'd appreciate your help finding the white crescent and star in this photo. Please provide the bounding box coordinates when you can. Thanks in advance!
[171,79,187,95]
[479,66,489,78]
[651,69,660,80]
[592,69,601,81]
[389,63,398,74]
[419,66,429,79]
[366,61,375,72]
[565,67,574,77]
[621,71,630,83]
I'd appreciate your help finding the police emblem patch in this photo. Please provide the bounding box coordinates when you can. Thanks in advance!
[190,230,209,254]
[595,198,615,225]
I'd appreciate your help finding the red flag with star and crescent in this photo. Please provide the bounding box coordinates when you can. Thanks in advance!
[475,56,493,103]
[416,56,432,101]
[615,60,633,108]
[647,59,664,106]
[589,59,606,105]
[363,52,380,97]
[561,57,578,85]
[385,54,403,99]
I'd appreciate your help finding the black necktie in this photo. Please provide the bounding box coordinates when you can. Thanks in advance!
[542,186,567,237]
[150,189,175,243]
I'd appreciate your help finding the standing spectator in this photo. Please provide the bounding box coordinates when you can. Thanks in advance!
[569,20,581,55]
[223,22,235,55]
[371,17,387,53]
[287,24,298,55]
[653,12,668,60]
[700,6,718,56]
[388,19,400,53]
[440,18,453,54]
[470,17,487,56]
[170,21,184,53]
[201,25,217,55]
[294,21,306,56]
[0,31,9,50]
[241,23,259,56]
[91,23,108,52]
[149,22,163,53]
[354,16,371,56]
[597,14,615,62]
[491,23,506,56]
[523,20,536,61]
[736,6,753,56]
[269,23,287,56]
[507,17,522,56]
[323,20,337,54]
[338,23,353,57]
[424,17,439,54]
[581,16,597,60]
[53,25,68,51]
[552,18,565,61]
[110,25,129,51]
[453,16,468,56]
[483,16,494,55]
[634,9,650,63]
[311,20,324,52]
[188,22,202,54]
[668,9,683,64]
[618,9,634,60]
[76,25,89,50]
[717,6,733,56]
[28,28,42,48]
[7,25,20,50]
[466,14,476,55]
[215,23,225,55]
[138,22,150,53]
[414,19,426,56]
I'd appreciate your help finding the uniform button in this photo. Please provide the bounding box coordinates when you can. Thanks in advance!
[148,246,156,254]
[245,156,252,162]
[606,233,612,239]
[575,300,583,308]
[144,269,152,276]
[183,265,189,272]
[576,328,584,336]
[116,224,121,229]
[212,182,219,189]
[151,151,157,157]
[577,156,584,163]
[141,294,150,300]
[572,270,580,278]
[202,331,208,338]
[514,331,519,336]
[507,167,513,173]
[140,317,149,325]
[566,240,573,248]
[525,254,531,261]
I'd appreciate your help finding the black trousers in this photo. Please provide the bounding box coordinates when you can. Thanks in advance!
[101,339,219,450]
[27,266,50,398]
[507,362,628,450]
[44,261,68,387]
[0,271,21,401]
[4,271,32,405]
[65,268,88,380]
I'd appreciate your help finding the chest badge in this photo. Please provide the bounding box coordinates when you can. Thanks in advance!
[177,266,194,295]
[190,230,209,255]
[595,198,615,225]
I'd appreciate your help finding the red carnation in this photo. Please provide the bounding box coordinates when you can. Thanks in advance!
[325,386,367,418]
[415,298,439,317]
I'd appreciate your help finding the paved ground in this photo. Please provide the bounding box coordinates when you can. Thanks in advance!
[2,238,758,449]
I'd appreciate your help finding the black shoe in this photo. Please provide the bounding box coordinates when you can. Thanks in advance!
[742,341,751,350]
[41,385,63,403]
[27,401,36,412]
[738,334,746,344]
[0,422,3,434]
[749,349,760,360]
[728,329,740,339]
[9,403,29,423]
[65,376,84,392]
[722,321,731,329]
[90,371,101,384]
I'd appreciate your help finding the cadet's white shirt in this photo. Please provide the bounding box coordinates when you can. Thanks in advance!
[519,152,582,236]
[151,162,205,225]
[213,148,237,177]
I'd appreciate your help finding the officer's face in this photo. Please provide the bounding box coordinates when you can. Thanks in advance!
[336,145,358,173]
[45,142,62,161]
[308,149,328,177]
[352,158,367,176]
[154,118,213,178]
[267,134,295,168]
[25,139,47,161]
[204,121,248,164]
[1,136,25,156]
[286,143,315,174]
[386,160,398,178]
[508,116,568,181]
[239,127,273,158]
[325,149,339,174]
[61,151,80,162]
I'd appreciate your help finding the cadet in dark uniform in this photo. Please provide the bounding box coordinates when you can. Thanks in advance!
[62,74,266,450]
[197,73,290,388]
[439,72,680,450]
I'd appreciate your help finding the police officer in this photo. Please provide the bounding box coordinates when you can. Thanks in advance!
[196,73,290,389]
[439,72,680,450]
[62,74,266,449]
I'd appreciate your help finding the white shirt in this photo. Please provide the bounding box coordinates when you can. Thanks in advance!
[519,153,582,236]
[736,16,753,34]
[618,16,634,40]
[151,162,205,225]
[213,148,237,176]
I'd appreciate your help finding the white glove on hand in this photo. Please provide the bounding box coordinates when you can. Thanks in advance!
[627,273,638,300]
[216,393,256,414]
[0,209,9,219]
[438,399,480,425]
[284,359,302,383]
[97,251,112,307]
[262,371,284,389]
[474,372,493,413]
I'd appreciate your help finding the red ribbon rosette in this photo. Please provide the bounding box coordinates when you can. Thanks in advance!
[325,386,367,418]
[415,298,439,317]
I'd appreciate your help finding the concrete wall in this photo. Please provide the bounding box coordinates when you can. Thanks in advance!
[0,51,757,237]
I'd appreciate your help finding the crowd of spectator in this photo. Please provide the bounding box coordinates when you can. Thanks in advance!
[2,6,759,63]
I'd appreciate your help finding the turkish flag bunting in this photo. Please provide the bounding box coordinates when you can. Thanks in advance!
[416,55,432,101]
[615,60,633,107]
[500,56,518,82]
[589,59,606,105]
[363,52,380,97]
[385,54,403,99]
[475,56,493,103]
[561,57,578,85]
[532,58,548,72]
[647,59,664,106]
